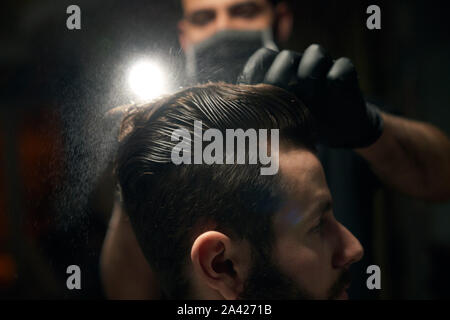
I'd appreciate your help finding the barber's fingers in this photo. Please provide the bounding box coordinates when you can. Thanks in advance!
[326,57,365,116]
[238,47,278,84]
[327,57,358,85]
[263,50,302,88]
[296,44,334,104]
[297,44,334,80]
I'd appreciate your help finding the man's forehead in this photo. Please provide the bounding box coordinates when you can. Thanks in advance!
[182,0,268,13]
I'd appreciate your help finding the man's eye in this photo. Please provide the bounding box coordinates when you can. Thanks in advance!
[229,3,262,19]
[311,218,325,233]
[187,10,216,26]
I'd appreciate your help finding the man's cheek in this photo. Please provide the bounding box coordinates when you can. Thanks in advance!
[288,249,333,298]
[275,244,322,292]
[299,263,331,298]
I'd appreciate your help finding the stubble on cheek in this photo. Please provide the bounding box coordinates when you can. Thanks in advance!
[274,236,337,299]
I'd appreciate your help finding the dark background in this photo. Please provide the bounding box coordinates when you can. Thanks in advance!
[1,0,449,299]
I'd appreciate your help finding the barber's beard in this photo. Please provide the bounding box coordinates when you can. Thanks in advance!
[239,249,351,300]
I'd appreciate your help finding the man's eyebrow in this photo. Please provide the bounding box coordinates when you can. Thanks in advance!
[228,1,261,12]
[307,197,333,222]
[185,8,215,18]
[278,196,332,228]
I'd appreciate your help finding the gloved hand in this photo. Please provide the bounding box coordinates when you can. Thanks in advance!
[238,44,383,148]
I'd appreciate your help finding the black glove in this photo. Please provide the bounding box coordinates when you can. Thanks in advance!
[238,44,383,148]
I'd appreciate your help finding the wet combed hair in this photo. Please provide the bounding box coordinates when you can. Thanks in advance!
[115,83,315,298]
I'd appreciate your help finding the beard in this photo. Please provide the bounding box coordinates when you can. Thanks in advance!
[239,248,351,300]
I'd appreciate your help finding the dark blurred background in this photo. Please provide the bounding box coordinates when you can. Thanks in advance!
[1,0,449,299]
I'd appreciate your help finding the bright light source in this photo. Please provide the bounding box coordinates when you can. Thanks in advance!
[128,60,167,101]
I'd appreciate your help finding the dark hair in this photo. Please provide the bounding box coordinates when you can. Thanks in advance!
[115,83,315,298]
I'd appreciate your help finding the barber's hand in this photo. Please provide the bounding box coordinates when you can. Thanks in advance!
[238,44,383,148]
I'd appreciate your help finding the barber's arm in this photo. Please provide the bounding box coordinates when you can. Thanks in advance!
[355,112,450,201]
[239,44,450,202]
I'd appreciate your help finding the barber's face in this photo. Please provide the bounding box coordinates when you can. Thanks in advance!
[179,0,275,50]
[242,147,364,299]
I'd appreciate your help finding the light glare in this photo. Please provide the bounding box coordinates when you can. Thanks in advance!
[128,60,167,101]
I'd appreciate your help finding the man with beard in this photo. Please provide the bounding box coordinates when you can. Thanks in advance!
[100,0,450,299]
[113,82,363,299]
[100,0,295,299]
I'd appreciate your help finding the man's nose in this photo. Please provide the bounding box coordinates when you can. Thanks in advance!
[214,11,233,31]
[332,222,364,269]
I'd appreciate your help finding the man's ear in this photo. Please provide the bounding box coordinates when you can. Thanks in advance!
[178,20,189,52]
[191,231,250,300]
[274,2,293,44]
